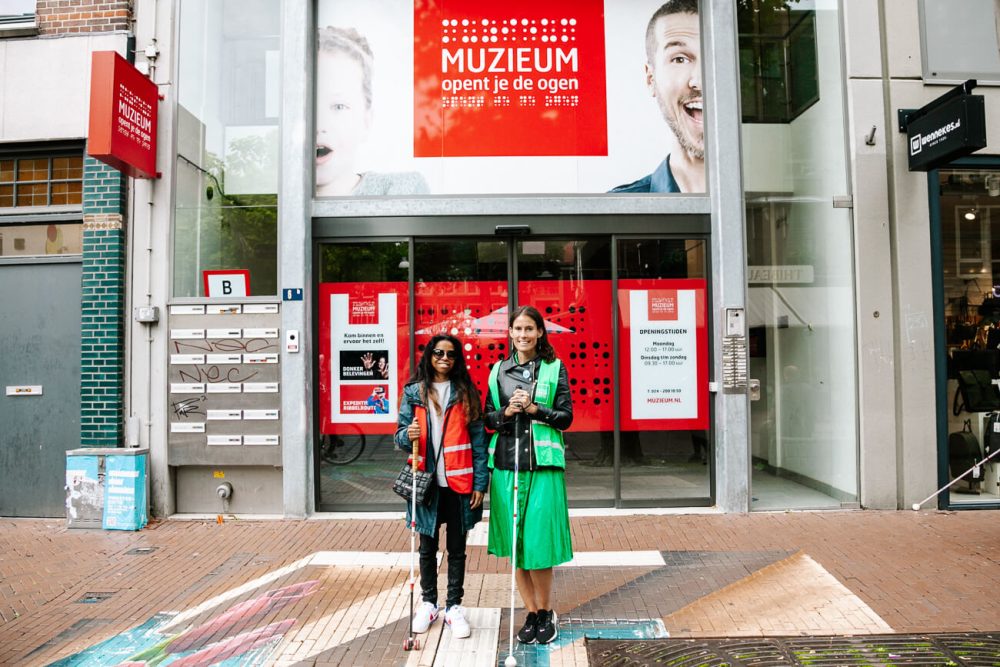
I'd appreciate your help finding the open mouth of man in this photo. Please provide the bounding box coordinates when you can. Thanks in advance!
[316,144,333,164]
[683,99,703,125]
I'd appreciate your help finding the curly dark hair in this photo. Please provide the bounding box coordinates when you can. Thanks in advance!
[408,334,481,421]
[509,305,556,363]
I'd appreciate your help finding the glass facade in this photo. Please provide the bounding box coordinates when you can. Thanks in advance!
[314,235,713,511]
[740,1,859,510]
[161,0,869,514]
[173,0,280,297]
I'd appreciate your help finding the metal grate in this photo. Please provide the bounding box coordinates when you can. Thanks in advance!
[75,592,115,604]
[586,633,1000,666]
[125,546,158,556]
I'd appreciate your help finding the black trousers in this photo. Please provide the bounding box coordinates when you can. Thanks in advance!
[419,485,467,609]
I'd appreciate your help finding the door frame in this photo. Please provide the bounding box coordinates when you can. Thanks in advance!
[312,215,713,511]
[930,155,1000,510]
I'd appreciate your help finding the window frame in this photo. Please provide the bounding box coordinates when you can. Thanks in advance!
[0,141,86,214]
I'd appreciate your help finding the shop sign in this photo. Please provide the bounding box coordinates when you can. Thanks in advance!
[747,265,815,284]
[316,0,708,195]
[87,51,159,179]
[902,80,987,172]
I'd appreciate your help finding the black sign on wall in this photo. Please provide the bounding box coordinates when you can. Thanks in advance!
[899,80,987,172]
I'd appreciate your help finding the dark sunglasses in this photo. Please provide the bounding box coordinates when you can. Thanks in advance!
[431,348,458,360]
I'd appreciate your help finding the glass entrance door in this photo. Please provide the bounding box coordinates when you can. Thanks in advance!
[316,234,711,510]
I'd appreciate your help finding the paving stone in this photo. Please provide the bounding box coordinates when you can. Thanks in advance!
[1,510,999,665]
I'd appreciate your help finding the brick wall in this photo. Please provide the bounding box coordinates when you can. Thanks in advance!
[80,156,126,447]
[37,0,132,36]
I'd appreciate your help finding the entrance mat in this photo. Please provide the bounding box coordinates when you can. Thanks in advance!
[586,633,1000,666]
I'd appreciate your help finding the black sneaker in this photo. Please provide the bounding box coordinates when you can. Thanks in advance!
[516,611,538,644]
[535,609,558,644]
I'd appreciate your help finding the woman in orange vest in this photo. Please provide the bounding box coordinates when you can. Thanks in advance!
[396,334,489,640]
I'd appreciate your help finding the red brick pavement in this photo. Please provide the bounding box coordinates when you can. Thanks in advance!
[0,510,997,665]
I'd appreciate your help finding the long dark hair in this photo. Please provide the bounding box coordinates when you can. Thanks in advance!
[408,334,481,420]
[509,305,556,363]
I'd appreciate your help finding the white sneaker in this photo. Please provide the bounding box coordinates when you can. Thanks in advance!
[445,605,471,638]
[412,601,439,634]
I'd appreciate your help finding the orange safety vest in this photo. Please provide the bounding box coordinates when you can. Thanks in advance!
[407,399,475,494]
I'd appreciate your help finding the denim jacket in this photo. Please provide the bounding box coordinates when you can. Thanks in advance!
[395,381,489,536]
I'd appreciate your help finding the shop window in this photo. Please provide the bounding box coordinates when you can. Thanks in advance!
[737,0,819,124]
[172,0,280,297]
[939,166,1000,505]
[741,0,858,511]
[0,154,83,209]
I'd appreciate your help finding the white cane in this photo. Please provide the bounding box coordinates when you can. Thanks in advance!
[505,400,520,667]
[505,382,534,667]
[912,445,1000,510]
[404,442,420,651]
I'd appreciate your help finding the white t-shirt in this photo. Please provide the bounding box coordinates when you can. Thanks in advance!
[429,381,451,487]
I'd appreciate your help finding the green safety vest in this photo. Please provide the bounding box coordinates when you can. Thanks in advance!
[487,357,566,469]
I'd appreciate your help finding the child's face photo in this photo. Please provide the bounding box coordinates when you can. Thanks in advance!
[316,50,372,195]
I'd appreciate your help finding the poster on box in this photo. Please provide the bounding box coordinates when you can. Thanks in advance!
[315,0,706,196]
[618,279,708,430]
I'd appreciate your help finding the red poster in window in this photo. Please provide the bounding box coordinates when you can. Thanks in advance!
[618,279,708,431]
[87,51,159,179]
[518,280,613,432]
[413,0,608,157]
[414,281,509,400]
[319,282,410,435]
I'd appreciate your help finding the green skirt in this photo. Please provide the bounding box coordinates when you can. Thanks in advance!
[488,468,573,570]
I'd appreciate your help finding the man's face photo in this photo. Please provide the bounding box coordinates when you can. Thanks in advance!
[645,10,703,162]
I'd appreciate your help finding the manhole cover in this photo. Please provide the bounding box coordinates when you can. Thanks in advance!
[586,633,1000,666]
[75,592,115,604]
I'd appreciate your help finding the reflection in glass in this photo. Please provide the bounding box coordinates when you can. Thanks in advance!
[741,0,859,511]
[939,167,1000,506]
[173,0,280,297]
[616,239,710,505]
[0,155,83,209]
[317,242,409,511]
[414,239,508,446]
[517,239,614,504]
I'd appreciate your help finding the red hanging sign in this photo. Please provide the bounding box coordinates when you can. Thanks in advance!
[87,51,159,179]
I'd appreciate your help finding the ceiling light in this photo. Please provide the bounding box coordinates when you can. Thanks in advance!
[965,210,977,220]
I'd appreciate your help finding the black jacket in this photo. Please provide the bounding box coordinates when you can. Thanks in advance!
[484,355,573,470]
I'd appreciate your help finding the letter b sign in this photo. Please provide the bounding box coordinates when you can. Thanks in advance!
[203,270,250,297]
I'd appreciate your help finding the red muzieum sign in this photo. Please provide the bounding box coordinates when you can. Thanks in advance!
[87,51,159,179]
[413,0,608,157]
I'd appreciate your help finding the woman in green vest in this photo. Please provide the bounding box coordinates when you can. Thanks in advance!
[485,305,574,645]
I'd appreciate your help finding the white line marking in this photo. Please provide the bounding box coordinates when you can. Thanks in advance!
[466,522,489,546]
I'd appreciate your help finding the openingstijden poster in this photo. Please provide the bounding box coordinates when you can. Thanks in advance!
[315,0,706,196]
